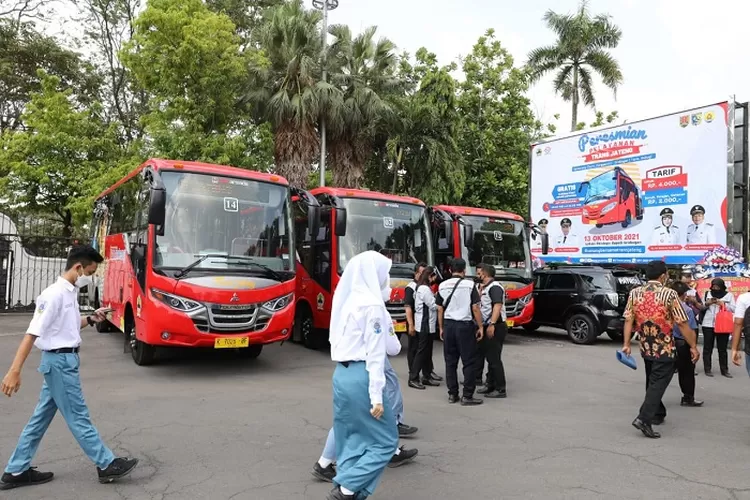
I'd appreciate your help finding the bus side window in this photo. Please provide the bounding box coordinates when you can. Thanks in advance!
[313,207,332,292]
[293,200,313,273]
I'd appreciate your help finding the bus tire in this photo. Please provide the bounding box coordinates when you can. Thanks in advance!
[522,323,540,332]
[238,344,263,359]
[595,224,603,228]
[295,304,320,350]
[126,315,156,366]
[621,211,632,228]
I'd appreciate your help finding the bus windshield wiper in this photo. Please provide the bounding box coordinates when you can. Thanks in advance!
[174,253,226,279]
[174,254,283,281]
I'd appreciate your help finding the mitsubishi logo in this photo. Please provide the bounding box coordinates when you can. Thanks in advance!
[230,293,240,302]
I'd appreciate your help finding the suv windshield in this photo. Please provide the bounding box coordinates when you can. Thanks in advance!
[578,271,617,291]
[338,198,432,278]
[153,171,293,278]
[459,215,531,279]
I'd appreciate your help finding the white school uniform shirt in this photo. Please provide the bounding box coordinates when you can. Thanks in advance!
[414,284,437,333]
[701,291,736,328]
[385,323,402,356]
[28,277,82,351]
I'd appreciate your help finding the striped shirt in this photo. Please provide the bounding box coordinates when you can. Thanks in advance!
[624,281,689,361]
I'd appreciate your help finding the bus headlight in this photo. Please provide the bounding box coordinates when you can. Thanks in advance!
[150,288,203,313]
[601,202,617,214]
[262,293,294,312]
[518,293,532,305]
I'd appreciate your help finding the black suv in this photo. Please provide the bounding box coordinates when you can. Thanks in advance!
[524,266,644,345]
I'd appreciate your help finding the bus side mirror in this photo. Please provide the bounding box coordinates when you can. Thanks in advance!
[148,188,166,228]
[541,233,549,255]
[444,220,453,247]
[308,205,320,240]
[578,182,589,194]
[334,207,347,236]
[463,224,474,247]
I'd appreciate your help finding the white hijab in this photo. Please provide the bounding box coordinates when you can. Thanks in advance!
[329,251,392,347]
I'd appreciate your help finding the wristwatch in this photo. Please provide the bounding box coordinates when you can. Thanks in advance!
[86,316,95,327]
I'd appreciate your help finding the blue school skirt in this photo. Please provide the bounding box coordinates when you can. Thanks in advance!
[332,361,398,497]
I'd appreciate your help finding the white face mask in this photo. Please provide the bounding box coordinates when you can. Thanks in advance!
[76,273,93,289]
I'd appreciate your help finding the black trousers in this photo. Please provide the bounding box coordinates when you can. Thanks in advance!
[675,339,695,400]
[702,327,729,373]
[638,359,675,425]
[478,323,507,391]
[443,320,478,398]
[408,329,434,381]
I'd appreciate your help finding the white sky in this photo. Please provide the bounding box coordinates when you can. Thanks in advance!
[331,0,747,129]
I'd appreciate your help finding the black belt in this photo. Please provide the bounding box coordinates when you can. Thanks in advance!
[445,319,474,325]
[45,347,79,354]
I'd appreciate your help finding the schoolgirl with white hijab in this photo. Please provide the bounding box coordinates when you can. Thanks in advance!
[326,251,400,500]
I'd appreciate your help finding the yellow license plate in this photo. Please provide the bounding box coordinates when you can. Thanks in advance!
[214,337,249,349]
[393,322,407,333]
[506,320,515,327]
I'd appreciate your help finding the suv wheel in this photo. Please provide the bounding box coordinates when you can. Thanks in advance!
[566,314,597,345]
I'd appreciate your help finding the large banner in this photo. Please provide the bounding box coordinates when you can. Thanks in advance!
[530,102,731,264]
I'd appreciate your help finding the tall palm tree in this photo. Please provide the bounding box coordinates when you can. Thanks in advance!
[244,0,338,187]
[325,24,398,188]
[527,0,623,131]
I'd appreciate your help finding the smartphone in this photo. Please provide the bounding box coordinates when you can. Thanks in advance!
[97,307,114,314]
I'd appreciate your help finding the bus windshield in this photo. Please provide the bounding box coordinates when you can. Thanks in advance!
[338,198,432,277]
[584,169,617,204]
[154,171,293,277]
[459,216,531,279]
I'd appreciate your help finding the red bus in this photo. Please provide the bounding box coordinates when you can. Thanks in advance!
[430,205,548,328]
[291,188,434,348]
[90,159,318,365]
[580,166,644,228]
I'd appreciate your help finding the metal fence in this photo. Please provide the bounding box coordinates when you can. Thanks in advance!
[0,211,90,312]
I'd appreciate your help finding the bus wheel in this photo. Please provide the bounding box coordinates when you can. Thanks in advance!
[127,317,156,366]
[238,344,263,359]
[595,224,603,228]
[295,305,319,350]
[621,211,632,228]
[522,323,540,332]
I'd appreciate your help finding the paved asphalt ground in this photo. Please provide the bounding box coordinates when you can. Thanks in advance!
[2,315,750,500]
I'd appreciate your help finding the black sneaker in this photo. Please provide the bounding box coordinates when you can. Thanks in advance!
[398,423,418,437]
[408,380,425,390]
[327,486,356,500]
[484,390,507,398]
[97,457,138,484]
[429,372,443,382]
[476,385,493,394]
[311,462,336,482]
[421,378,440,387]
[388,446,418,468]
[0,467,54,490]
[448,394,460,404]
[460,396,484,406]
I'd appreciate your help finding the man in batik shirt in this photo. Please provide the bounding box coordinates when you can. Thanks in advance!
[622,260,700,439]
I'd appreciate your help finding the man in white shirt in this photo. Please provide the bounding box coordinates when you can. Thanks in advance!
[686,205,717,245]
[730,291,750,376]
[554,218,579,247]
[0,246,138,491]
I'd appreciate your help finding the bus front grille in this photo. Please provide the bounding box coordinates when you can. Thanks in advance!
[190,303,271,333]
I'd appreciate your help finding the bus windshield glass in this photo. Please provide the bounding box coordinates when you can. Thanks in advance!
[154,171,293,277]
[459,216,530,279]
[338,198,432,277]
[584,169,617,204]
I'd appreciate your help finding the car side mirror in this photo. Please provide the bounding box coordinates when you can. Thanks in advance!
[334,207,347,236]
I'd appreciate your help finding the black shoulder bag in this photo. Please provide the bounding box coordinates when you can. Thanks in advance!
[441,277,465,312]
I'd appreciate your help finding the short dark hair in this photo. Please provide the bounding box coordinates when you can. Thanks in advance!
[65,245,104,271]
[451,257,467,273]
[416,266,434,287]
[476,263,496,278]
[645,260,667,280]
[414,262,427,272]
[671,281,689,297]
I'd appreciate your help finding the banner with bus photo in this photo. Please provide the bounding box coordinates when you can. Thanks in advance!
[530,102,733,265]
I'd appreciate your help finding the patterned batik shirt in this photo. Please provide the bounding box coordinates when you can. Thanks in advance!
[624,281,689,361]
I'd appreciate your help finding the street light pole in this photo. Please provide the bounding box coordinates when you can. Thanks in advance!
[312,0,338,187]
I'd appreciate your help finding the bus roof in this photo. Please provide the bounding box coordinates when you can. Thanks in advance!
[96,158,289,199]
[310,187,425,206]
[433,205,525,222]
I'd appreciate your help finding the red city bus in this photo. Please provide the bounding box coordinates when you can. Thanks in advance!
[291,188,434,348]
[90,159,318,365]
[430,205,548,328]
[579,166,644,228]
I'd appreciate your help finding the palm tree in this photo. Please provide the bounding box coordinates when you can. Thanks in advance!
[244,0,338,187]
[325,25,398,188]
[527,0,623,131]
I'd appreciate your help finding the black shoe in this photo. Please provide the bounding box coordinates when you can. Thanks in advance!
[0,467,54,490]
[311,462,336,482]
[681,398,704,407]
[97,457,138,484]
[476,385,492,394]
[632,418,661,438]
[722,371,733,378]
[429,372,443,382]
[388,446,418,468]
[398,423,418,437]
[421,378,440,387]
[705,370,714,377]
[408,379,426,390]
[460,396,484,406]
[448,394,460,404]
[652,416,665,425]
[327,486,356,500]
[484,390,507,398]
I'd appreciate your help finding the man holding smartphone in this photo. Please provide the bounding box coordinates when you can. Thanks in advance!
[0,245,138,490]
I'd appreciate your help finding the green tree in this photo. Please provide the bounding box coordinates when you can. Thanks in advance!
[121,0,271,168]
[527,0,623,131]
[205,0,284,48]
[458,29,539,216]
[0,72,125,235]
[245,0,335,187]
[326,24,398,188]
